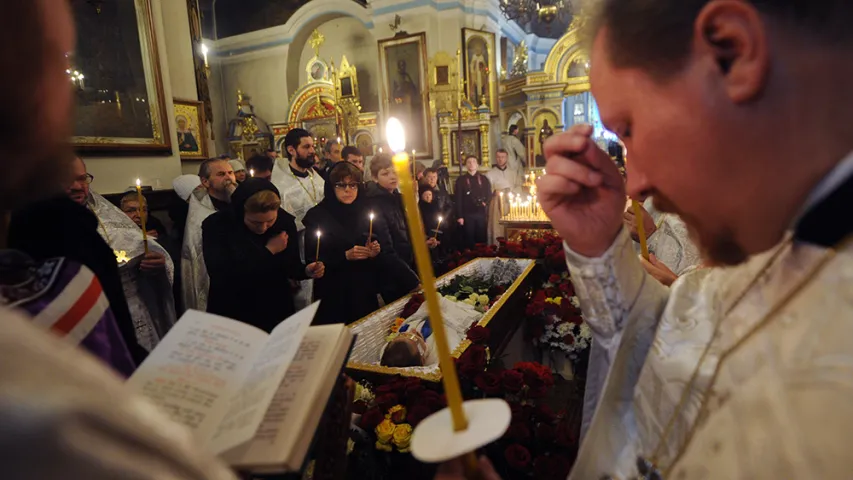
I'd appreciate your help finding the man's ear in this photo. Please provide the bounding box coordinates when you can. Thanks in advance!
[695,0,769,103]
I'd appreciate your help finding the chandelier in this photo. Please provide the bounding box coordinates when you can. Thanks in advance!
[499,0,571,27]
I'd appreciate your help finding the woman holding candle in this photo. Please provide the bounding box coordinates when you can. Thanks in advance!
[202,178,324,332]
[304,162,418,325]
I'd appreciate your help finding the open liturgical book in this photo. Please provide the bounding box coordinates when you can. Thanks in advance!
[126,302,354,474]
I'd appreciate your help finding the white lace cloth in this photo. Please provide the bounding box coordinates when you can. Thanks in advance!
[88,192,175,351]
[568,227,853,479]
[182,189,215,312]
[636,198,702,275]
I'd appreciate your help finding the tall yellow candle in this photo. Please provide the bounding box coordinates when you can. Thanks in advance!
[136,179,149,254]
[632,200,650,260]
[498,191,504,217]
[368,212,374,244]
[315,230,322,262]
[386,117,469,432]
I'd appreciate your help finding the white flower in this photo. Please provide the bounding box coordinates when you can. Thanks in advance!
[556,322,572,336]
[578,323,592,339]
[570,296,580,308]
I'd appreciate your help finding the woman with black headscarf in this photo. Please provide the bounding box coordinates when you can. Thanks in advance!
[304,162,418,325]
[202,178,324,331]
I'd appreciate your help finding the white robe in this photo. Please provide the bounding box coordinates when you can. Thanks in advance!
[271,160,325,308]
[485,166,523,244]
[87,192,176,351]
[637,197,702,275]
[182,188,216,312]
[569,226,853,479]
[502,134,527,182]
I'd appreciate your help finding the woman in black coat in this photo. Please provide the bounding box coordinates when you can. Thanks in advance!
[203,178,324,332]
[304,162,418,325]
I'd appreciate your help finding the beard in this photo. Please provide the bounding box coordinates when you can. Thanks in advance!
[212,180,236,201]
[295,153,315,169]
[653,192,748,267]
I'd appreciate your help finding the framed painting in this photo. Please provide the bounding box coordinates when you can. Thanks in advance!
[70,0,171,154]
[378,32,433,159]
[462,28,498,114]
[173,99,208,160]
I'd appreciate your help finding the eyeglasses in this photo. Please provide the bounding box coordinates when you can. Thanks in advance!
[75,173,94,184]
[334,182,359,191]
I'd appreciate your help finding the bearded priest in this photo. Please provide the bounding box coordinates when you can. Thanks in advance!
[537,1,853,479]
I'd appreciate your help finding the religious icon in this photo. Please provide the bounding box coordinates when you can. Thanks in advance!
[71,0,171,154]
[310,60,326,81]
[354,132,374,157]
[340,77,354,98]
[173,99,208,159]
[462,28,497,113]
[379,32,432,157]
[435,65,449,85]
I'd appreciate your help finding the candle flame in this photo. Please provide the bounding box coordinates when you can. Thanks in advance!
[385,117,406,153]
[369,212,375,220]
[250,169,255,177]
[438,216,443,222]
[316,230,322,238]
[136,178,141,187]
[337,136,341,144]
[200,44,209,55]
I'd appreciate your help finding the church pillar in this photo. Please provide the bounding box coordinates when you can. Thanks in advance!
[440,127,450,167]
[480,124,490,167]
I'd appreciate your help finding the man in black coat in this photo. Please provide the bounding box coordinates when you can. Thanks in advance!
[364,153,414,267]
[454,155,492,249]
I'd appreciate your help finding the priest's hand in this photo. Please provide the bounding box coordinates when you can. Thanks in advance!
[623,202,657,242]
[368,241,381,258]
[640,253,678,286]
[266,232,289,254]
[305,261,325,279]
[434,456,501,480]
[426,237,440,249]
[537,124,625,258]
[139,252,166,272]
[346,245,371,261]
[146,229,159,239]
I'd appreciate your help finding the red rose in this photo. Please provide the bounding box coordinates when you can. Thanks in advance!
[559,281,575,296]
[550,455,572,478]
[548,274,561,284]
[528,384,549,398]
[411,389,444,411]
[404,382,425,398]
[407,404,432,426]
[457,345,488,378]
[358,407,384,431]
[556,418,579,448]
[375,383,396,395]
[534,404,555,423]
[536,423,557,443]
[376,393,399,411]
[352,400,368,415]
[504,422,531,442]
[474,371,502,395]
[466,325,491,344]
[501,369,524,393]
[504,443,532,470]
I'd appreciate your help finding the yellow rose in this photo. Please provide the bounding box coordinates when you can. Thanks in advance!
[553,297,562,305]
[478,294,489,305]
[375,440,393,452]
[375,419,396,443]
[392,423,413,452]
[387,404,407,423]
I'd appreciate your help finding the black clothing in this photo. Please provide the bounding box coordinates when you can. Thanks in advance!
[203,179,307,332]
[167,191,189,245]
[8,196,148,365]
[454,172,491,248]
[795,168,853,247]
[419,194,442,238]
[291,165,311,178]
[304,164,418,325]
[364,182,414,267]
[209,195,229,212]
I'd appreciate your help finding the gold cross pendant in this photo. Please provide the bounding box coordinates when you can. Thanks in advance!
[114,250,129,265]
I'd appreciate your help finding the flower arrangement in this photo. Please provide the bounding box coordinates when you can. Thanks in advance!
[525,272,592,365]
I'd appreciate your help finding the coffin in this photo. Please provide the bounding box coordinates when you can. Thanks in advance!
[346,258,536,382]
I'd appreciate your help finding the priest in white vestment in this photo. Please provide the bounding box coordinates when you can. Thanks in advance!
[502,125,527,181]
[485,148,523,244]
[271,128,326,308]
[531,2,853,476]
[182,158,236,312]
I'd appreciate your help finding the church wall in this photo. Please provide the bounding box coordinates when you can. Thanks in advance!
[84,0,198,194]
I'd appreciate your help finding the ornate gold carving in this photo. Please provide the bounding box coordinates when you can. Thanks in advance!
[510,40,528,78]
[309,29,325,57]
[479,124,490,167]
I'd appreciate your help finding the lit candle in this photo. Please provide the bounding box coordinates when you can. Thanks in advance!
[250,168,255,177]
[632,200,650,260]
[136,179,149,254]
[201,43,209,67]
[368,212,375,244]
[315,230,322,262]
[386,117,468,431]
[433,215,443,240]
[337,136,341,144]
[498,191,504,217]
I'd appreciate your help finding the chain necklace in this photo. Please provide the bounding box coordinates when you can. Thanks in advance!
[90,205,129,264]
[631,236,849,479]
[289,166,319,205]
